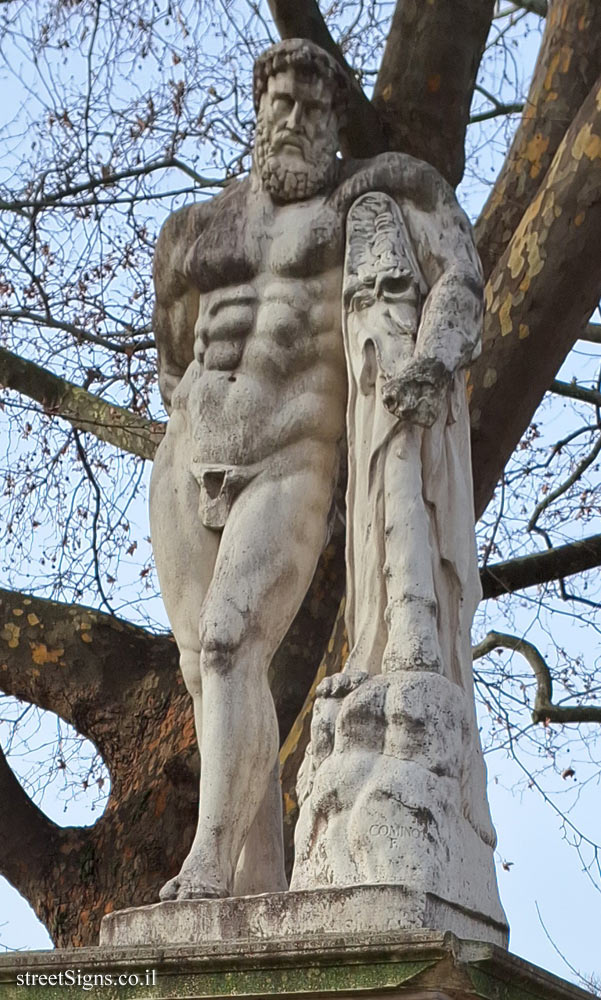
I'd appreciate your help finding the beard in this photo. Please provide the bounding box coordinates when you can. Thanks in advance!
[253,115,339,202]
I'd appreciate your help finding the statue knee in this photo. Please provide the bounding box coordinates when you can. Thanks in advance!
[199,616,244,677]
[179,648,202,700]
[200,634,240,676]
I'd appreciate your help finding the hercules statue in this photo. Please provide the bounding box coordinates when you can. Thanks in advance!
[149,38,485,903]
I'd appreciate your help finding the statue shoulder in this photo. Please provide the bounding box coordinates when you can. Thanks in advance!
[332,152,458,216]
[154,179,247,301]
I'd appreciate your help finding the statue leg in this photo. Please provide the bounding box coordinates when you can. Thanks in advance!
[149,425,220,886]
[163,463,333,900]
[232,760,287,895]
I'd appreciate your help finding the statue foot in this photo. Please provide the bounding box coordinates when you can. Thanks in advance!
[316,669,368,700]
[159,865,229,901]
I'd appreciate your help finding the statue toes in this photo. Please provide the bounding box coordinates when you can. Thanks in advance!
[158,875,180,901]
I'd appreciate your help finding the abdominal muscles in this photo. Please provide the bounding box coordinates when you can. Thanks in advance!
[184,277,346,466]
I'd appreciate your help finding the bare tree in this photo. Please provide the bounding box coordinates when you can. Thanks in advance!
[1,0,601,948]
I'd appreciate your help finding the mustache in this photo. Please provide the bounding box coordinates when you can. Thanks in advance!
[271,130,310,154]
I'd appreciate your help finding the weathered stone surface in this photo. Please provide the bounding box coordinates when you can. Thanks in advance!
[0,931,594,999]
[150,38,352,903]
[100,886,506,949]
[145,32,505,949]
[291,674,507,947]
[340,191,481,687]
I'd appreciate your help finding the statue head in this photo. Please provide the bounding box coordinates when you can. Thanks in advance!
[252,39,350,202]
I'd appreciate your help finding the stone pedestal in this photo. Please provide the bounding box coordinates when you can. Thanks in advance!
[99,886,507,950]
[0,930,594,1000]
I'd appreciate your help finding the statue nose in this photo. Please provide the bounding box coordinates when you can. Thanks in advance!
[286,102,303,128]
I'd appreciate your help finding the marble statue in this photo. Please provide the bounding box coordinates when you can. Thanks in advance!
[149,37,507,942]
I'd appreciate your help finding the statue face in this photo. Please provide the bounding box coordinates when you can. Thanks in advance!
[254,68,339,201]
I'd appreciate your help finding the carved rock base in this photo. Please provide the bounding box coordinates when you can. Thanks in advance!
[291,670,507,947]
[99,884,507,949]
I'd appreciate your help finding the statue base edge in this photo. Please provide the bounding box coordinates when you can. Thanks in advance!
[98,886,508,950]
[0,929,594,1000]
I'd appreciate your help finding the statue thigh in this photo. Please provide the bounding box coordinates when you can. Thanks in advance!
[149,423,220,700]
[198,460,334,675]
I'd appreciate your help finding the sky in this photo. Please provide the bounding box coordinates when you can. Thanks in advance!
[0,3,600,993]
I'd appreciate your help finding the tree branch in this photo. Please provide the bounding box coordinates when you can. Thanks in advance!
[469,72,601,517]
[0,346,164,460]
[528,434,601,532]
[579,323,601,345]
[0,744,67,892]
[372,0,495,186]
[473,631,601,724]
[0,587,179,764]
[266,0,386,157]
[480,534,601,598]
[0,744,92,947]
[552,379,601,408]
[0,158,228,213]
[469,102,524,125]
[0,586,199,946]
[511,0,547,15]
[476,0,601,278]
[0,308,154,355]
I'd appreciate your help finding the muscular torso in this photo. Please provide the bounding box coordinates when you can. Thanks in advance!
[169,186,347,471]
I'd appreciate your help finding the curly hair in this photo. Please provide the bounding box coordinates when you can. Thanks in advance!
[253,39,350,121]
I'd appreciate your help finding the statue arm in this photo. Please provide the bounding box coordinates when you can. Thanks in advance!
[153,203,203,414]
[410,178,483,374]
[383,165,484,426]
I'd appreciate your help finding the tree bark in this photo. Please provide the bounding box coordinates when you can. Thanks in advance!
[0,347,164,460]
[469,71,601,517]
[279,600,348,879]
[269,533,345,741]
[372,0,495,187]
[476,0,601,278]
[0,744,71,894]
[514,0,547,15]
[579,322,601,344]
[0,588,178,751]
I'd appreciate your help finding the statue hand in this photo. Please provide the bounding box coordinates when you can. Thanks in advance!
[381,358,453,428]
